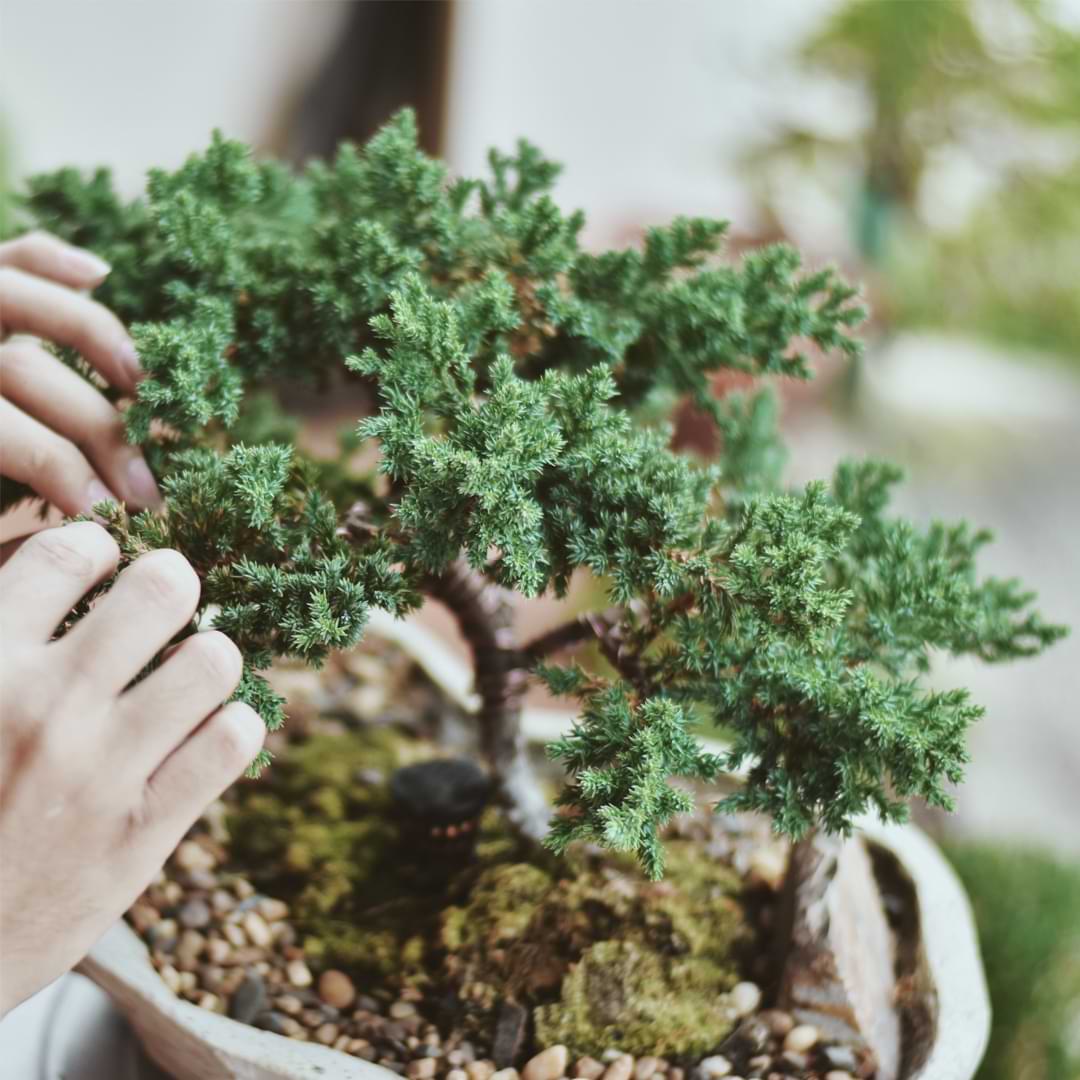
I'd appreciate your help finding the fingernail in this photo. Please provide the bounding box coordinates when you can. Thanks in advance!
[67,249,112,281]
[86,478,119,518]
[117,338,142,386]
[126,455,162,509]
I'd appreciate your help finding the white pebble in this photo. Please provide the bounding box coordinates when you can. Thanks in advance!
[603,1055,634,1080]
[491,1070,520,1080]
[241,911,272,948]
[523,1046,569,1080]
[286,959,312,988]
[783,1024,820,1053]
[825,1073,854,1080]
[729,981,761,1017]
[697,1057,731,1079]
[174,840,216,872]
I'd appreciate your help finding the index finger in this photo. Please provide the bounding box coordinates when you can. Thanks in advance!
[0,232,112,290]
[0,521,120,642]
[0,266,141,393]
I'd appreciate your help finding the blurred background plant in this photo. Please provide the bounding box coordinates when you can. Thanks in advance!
[745,0,1080,364]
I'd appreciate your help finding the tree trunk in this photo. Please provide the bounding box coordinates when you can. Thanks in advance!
[423,559,551,842]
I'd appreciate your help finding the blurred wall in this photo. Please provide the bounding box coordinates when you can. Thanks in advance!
[0,0,350,194]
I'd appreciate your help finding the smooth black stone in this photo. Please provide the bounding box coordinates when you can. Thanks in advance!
[389,759,491,825]
[491,1001,528,1068]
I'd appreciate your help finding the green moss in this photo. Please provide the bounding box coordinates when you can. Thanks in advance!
[534,940,739,1059]
[224,726,752,1060]
[441,864,554,952]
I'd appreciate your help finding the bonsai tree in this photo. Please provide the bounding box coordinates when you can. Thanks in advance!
[6,110,1065,884]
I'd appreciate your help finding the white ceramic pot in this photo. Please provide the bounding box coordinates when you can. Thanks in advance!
[79,617,990,1079]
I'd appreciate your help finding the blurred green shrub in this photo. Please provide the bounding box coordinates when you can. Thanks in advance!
[946,843,1080,1080]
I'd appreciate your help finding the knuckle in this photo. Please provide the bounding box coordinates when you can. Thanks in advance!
[31,437,87,491]
[0,340,40,379]
[130,549,200,612]
[189,631,243,692]
[26,523,105,582]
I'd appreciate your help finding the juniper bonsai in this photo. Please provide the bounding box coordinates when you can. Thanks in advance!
[7,110,1065,879]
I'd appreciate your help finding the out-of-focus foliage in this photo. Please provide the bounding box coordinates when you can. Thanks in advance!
[947,843,1080,1080]
[748,0,1080,362]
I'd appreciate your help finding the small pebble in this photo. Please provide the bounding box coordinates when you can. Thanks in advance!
[467,1063,496,1080]
[222,924,247,949]
[825,1073,854,1080]
[129,903,161,934]
[232,878,255,899]
[210,889,236,914]
[257,1011,302,1038]
[603,1055,635,1080]
[758,1010,794,1038]
[314,1022,340,1046]
[147,919,178,948]
[491,1071,520,1080]
[276,994,303,1016]
[668,1070,684,1080]
[602,1051,624,1064]
[177,971,197,994]
[523,1045,568,1080]
[242,911,272,949]
[729,981,761,1017]
[634,1058,659,1080]
[205,938,232,965]
[318,969,356,1010]
[389,1000,417,1019]
[783,1024,819,1054]
[175,930,206,970]
[447,1072,468,1080]
[257,897,290,922]
[230,974,268,1024]
[286,959,313,988]
[408,1060,438,1079]
[696,1057,731,1079]
[174,840,216,873]
[178,898,212,930]
[575,1058,605,1080]
[158,964,181,994]
[780,1051,808,1071]
[823,1046,858,1072]
[196,992,221,1012]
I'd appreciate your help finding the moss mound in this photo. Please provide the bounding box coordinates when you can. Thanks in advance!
[225,729,752,1059]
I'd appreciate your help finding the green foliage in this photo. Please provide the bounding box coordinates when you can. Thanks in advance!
[11,110,1065,876]
[947,843,1080,1080]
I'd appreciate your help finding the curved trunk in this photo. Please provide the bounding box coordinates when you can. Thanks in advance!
[423,559,551,842]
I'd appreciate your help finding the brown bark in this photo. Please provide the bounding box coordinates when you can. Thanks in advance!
[423,559,550,842]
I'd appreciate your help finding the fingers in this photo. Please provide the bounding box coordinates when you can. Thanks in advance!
[0,397,118,516]
[143,702,265,835]
[0,266,140,393]
[54,549,201,697]
[117,631,244,775]
[0,340,161,509]
[0,232,111,290]
[0,521,119,642]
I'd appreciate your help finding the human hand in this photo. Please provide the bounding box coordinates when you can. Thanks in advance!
[0,232,161,515]
[0,522,265,1015]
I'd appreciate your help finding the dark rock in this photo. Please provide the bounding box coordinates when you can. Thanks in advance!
[356,994,383,1014]
[491,1002,528,1068]
[230,973,268,1024]
[390,759,491,825]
